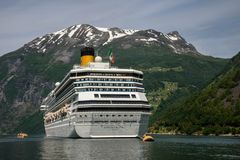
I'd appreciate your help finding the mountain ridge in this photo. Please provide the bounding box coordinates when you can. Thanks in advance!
[0,24,227,134]
[23,24,198,55]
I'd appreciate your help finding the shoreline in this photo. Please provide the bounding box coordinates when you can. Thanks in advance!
[148,133,240,137]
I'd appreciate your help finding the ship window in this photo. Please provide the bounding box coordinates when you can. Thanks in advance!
[94,120,108,123]
[110,120,121,123]
[124,115,127,117]
[100,115,103,117]
[106,115,109,117]
[94,94,99,98]
[131,94,136,98]
[130,115,133,117]
[123,120,137,123]
[118,115,121,117]
[85,115,87,117]
[112,115,115,117]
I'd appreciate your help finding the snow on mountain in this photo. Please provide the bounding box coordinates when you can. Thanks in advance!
[24,24,138,53]
[68,25,82,38]
[23,24,198,55]
[165,31,183,41]
[165,35,178,41]
[96,27,139,45]
[136,37,158,42]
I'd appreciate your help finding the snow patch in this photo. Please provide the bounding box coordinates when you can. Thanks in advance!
[124,29,139,35]
[168,44,175,49]
[68,25,81,37]
[136,38,158,42]
[168,44,180,54]
[96,27,138,45]
[168,35,178,41]
[148,37,158,41]
[139,38,147,41]
[147,31,158,38]
[53,28,68,41]
[35,37,46,45]
[85,28,97,42]
[86,30,93,37]
[96,27,109,32]
[104,29,138,45]
[7,75,14,82]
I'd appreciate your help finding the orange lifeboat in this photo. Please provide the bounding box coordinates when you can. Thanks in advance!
[17,132,28,138]
[143,134,154,142]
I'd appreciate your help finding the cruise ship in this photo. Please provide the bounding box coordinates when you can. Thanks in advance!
[40,47,151,138]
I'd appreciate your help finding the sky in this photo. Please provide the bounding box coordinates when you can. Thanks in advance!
[0,0,239,58]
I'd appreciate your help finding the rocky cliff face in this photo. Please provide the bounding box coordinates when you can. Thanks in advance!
[0,24,226,134]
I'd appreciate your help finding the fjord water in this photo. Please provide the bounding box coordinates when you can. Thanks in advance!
[0,135,239,160]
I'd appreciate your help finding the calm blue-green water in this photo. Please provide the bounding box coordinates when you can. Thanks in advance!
[0,135,239,160]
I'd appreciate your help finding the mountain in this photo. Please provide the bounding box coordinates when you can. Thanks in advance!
[150,52,240,135]
[0,24,227,134]
[23,24,198,55]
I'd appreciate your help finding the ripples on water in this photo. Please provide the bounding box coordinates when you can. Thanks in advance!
[0,135,239,160]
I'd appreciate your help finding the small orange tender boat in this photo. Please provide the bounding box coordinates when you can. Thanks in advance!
[17,132,28,138]
[143,134,154,142]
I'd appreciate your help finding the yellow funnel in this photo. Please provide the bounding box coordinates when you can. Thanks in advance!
[80,47,95,66]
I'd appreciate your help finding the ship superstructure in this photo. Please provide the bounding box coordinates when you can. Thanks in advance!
[40,47,151,138]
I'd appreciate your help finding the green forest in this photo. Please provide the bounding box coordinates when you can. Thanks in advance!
[150,52,240,135]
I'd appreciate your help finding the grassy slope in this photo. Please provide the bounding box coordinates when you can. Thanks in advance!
[150,52,240,135]
[99,46,227,90]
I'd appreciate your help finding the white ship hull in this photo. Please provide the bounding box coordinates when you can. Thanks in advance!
[45,112,149,138]
[41,49,151,139]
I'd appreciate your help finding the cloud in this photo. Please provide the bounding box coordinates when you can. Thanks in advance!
[0,0,239,57]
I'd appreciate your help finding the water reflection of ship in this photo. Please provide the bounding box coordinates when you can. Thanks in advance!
[40,138,145,159]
